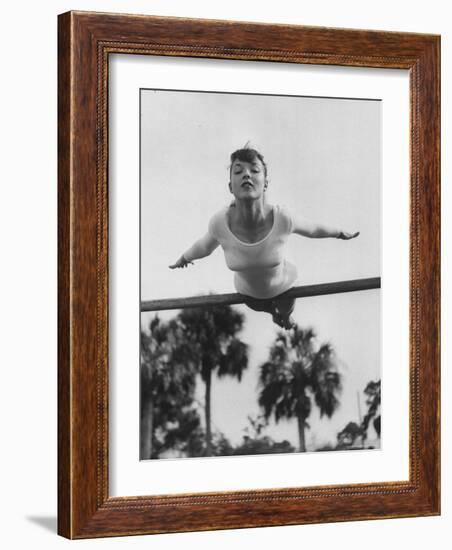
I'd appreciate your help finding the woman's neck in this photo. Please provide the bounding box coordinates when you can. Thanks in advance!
[232,200,269,228]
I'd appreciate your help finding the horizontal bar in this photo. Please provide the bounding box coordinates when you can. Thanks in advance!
[141,277,381,312]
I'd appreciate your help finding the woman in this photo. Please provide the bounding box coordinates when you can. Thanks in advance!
[169,147,359,329]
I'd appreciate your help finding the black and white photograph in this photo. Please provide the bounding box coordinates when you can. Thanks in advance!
[2,0,445,546]
[140,89,381,460]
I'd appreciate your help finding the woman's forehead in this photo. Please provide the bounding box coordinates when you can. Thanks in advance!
[232,157,262,166]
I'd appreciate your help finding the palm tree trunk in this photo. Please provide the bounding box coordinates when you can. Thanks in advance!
[140,396,153,459]
[204,367,212,456]
[297,413,306,452]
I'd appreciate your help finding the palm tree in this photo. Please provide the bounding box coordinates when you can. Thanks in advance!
[140,316,198,459]
[258,326,342,452]
[178,304,248,456]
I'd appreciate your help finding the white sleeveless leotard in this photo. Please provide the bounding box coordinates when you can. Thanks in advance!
[184,205,297,300]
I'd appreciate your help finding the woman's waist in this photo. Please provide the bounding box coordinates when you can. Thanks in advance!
[234,261,297,299]
[226,255,283,272]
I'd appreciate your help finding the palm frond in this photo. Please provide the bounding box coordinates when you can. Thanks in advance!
[218,339,249,381]
[310,343,342,418]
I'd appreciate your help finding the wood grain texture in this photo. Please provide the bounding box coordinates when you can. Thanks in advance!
[58,11,440,539]
[57,11,72,538]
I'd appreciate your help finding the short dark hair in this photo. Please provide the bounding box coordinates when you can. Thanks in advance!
[230,147,268,178]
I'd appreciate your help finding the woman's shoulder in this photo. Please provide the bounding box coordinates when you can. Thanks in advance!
[274,203,294,233]
[208,206,229,237]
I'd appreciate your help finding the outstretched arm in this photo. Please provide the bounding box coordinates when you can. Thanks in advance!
[169,232,220,269]
[292,216,359,240]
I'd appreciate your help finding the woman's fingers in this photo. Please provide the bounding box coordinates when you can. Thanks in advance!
[339,231,360,240]
[169,258,193,269]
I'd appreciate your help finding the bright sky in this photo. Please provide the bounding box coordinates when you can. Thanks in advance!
[140,89,381,450]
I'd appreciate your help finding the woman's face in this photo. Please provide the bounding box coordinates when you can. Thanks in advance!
[229,158,267,202]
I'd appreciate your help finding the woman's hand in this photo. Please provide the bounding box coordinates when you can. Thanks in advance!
[169,255,194,269]
[337,231,360,240]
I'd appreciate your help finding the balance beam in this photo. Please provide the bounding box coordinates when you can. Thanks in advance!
[141,277,381,312]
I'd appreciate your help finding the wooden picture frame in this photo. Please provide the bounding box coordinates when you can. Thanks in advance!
[58,11,440,539]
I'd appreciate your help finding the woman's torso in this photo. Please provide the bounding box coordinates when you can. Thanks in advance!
[208,204,298,299]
